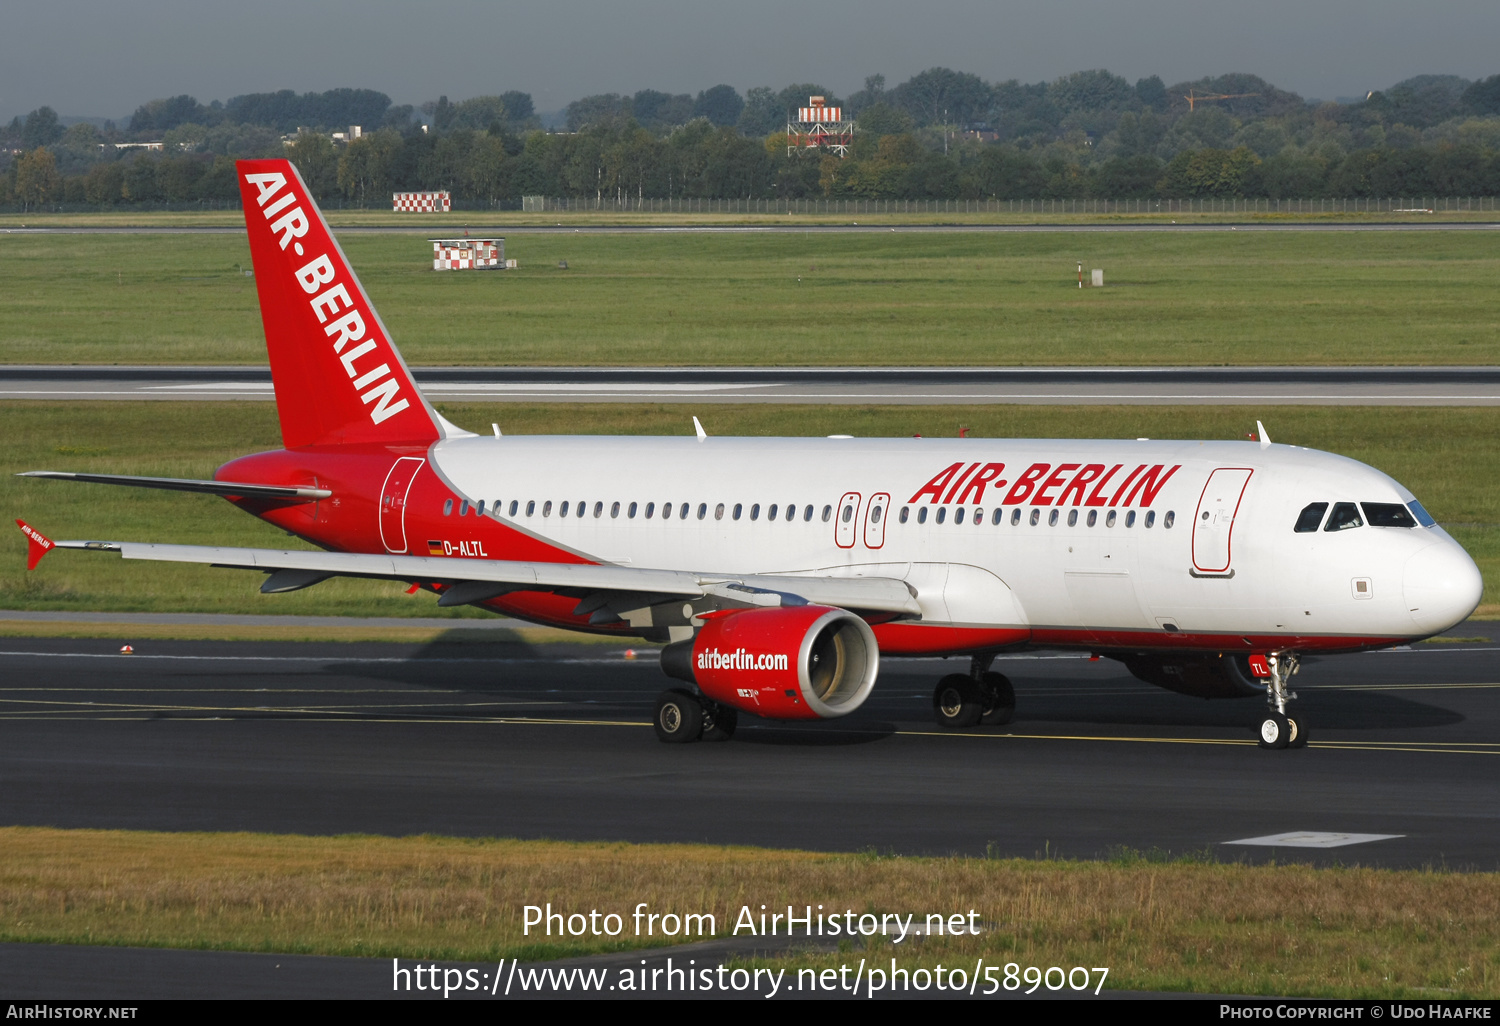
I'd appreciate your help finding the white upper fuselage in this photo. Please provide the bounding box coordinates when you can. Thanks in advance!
[426,434,1482,646]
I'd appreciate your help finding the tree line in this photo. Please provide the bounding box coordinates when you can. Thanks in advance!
[4,70,1500,210]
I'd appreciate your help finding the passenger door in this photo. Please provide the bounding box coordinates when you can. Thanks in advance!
[863,492,890,549]
[835,492,861,549]
[1192,468,1253,574]
[379,457,425,554]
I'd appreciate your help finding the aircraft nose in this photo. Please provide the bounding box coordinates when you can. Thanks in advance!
[1403,540,1484,635]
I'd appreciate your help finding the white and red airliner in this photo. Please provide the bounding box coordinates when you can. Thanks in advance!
[16,159,1484,749]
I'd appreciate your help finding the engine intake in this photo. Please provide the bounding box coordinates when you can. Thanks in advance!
[661,605,878,719]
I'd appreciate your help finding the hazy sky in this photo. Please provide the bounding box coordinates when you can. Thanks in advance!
[5,0,1499,122]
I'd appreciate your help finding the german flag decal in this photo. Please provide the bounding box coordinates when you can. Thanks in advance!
[427,540,446,556]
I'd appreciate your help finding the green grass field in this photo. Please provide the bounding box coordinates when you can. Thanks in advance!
[1,230,1497,365]
[2,827,1496,998]
[2,402,1495,616]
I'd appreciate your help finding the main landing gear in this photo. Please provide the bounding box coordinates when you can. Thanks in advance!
[933,654,1015,729]
[1256,652,1308,750]
[653,689,737,744]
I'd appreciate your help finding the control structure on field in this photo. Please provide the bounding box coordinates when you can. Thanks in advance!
[430,237,512,271]
[393,190,452,213]
[787,96,854,157]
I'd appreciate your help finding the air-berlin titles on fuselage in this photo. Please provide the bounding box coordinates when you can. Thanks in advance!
[243,171,410,426]
[909,461,1180,507]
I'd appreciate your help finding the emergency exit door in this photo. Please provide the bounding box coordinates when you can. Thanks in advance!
[1192,468,1253,574]
[379,457,425,554]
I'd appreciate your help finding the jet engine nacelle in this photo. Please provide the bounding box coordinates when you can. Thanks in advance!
[661,605,878,720]
[1117,653,1265,699]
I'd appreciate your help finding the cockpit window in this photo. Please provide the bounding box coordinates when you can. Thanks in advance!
[1363,503,1417,528]
[1406,500,1437,528]
[1293,502,1328,533]
[1324,502,1363,532]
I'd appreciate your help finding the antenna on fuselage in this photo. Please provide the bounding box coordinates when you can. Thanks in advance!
[1257,420,1271,449]
[693,416,707,441]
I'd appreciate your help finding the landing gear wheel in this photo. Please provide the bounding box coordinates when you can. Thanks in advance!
[978,671,1016,726]
[1286,716,1308,749]
[1258,713,1291,749]
[933,674,982,729]
[654,689,704,744]
[702,703,738,742]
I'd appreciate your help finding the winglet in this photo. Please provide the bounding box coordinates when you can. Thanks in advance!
[1257,420,1271,449]
[15,519,55,570]
[693,416,707,441]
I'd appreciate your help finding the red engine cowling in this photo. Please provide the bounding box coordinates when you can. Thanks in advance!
[661,605,879,720]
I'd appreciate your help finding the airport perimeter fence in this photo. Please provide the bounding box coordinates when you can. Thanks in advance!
[7,196,1498,215]
[517,196,1500,215]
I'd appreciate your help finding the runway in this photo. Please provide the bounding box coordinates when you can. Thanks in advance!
[4,364,1499,405]
[2,626,1496,869]
[4,221,1498,236]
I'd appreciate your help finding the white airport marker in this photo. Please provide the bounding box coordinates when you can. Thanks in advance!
[1224,831,1404,848]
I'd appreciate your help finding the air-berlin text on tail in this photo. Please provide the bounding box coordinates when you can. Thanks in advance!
[243,171,410,426]
[909,461,1181,507]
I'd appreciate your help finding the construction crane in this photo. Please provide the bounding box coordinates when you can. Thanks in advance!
[1182,89,1259,111]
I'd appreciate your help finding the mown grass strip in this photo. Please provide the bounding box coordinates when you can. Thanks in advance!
[0,827,1494,997]
[2,229,1497,365]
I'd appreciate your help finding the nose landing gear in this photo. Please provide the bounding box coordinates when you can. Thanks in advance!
[1256,653,1307,749]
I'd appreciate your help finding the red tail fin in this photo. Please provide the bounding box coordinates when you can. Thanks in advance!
[15,520,54,570]
[236,160,441,450]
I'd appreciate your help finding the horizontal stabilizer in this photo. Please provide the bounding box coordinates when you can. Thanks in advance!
[19,472,330,501]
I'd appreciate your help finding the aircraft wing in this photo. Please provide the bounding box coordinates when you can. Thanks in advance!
[49,539,923,618]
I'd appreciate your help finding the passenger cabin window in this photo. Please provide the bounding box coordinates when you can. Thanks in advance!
[443,499,453,516]
[542,501,553,517]
[525,500,535,517]
[825,505,835,523]
[560,501,570,518]
[459,500,470,516]
[508,500,518,517]
[972,508,982,525]
[612,501,622,518]
[751,504,760,521]
[1324,502,1363,532]
[991,509,1002,525]
[629,502,638,518]
[1164,511,1175,529]
[936,508,947,524]
[803,505,814,522]
[1011,509,1022,526]
[714,503,724,520]
[1363,503,1417,528]
[733,504,742,520]
[680,503,690,520]
[1145,510,1156,528]
[1087,510,1097,527]
[917,507,927,524]
[1029,510,1040,526]
[1067,510,1078,527]
[899,506,909,524]
[1106,510,1117,527]
[954,507,965,524]
[1047,510,1059,526]
[1294,502,1328,533]
[1125,511,1136,528]
[476,500,485,516]
[697,503,707,520]
[768,504,778,520]
[645,502,655,519]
